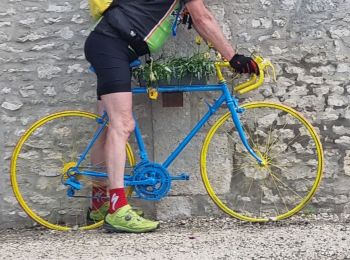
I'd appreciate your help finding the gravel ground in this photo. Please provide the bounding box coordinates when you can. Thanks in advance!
[0,215,349,260]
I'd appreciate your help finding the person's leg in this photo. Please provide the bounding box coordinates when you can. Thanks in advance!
[101,92,159,233]
[85,32,158,232]
[89,100,145,222]
[101,92,133,212]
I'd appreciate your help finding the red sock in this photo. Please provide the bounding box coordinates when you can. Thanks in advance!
[92,186,108,210]
[108,188,128,214]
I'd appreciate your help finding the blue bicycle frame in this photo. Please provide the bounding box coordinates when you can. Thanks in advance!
[67,82,263,191]
[69,80,262,173]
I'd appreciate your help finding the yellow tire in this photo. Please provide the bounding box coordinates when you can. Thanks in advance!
[200,102,323,222]
[10,111,135,231]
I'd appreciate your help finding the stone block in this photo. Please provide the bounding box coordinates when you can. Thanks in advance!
[344,151,350,177]
[328,94,349,107]
[156,196,192,220]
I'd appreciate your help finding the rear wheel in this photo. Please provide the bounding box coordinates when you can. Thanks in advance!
[10,111,135,231]
[200,102,323,222]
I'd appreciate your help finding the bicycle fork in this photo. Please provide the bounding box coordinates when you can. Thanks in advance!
[223,88,265,166]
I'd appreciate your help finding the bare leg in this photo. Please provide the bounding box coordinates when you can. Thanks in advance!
[101,92,134,189]
[100,92,159,232]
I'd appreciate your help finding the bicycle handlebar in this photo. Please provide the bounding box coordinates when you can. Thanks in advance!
[215,55,276,94]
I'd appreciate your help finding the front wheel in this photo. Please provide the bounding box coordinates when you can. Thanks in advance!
[200,102,324,222]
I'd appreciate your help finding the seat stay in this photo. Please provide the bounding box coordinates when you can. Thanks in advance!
[133,115,149,162]
[75,112,109,169]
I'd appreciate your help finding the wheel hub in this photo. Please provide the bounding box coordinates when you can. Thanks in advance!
[254,149,269,168]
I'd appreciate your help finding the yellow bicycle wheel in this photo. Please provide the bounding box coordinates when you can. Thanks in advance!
[10,111,135,231]
[200,102,323,222]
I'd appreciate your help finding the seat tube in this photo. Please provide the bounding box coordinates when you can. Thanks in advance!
[133,115,148,162]
[223,87,263,164]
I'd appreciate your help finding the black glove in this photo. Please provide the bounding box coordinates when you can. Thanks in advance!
[229,54,260,75]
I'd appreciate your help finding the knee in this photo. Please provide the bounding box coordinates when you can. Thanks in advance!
[109,116,135,139]
[124,118,135,135]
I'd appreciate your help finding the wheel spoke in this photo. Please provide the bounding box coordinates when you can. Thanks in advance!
[268,168,304,200]
[264,178,280,217]
[242,171,256,214]
[264,117,275,158]
[268,168,289,213]
[269,165,315,188]
[264,123,286,156]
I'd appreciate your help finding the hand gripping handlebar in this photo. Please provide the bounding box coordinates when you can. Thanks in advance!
[215,55,276,94]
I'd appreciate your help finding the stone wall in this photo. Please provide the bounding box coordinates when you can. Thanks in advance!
[0,0,349,228]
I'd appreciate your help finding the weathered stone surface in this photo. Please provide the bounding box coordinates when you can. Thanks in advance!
[19,18,36,26]
[332,125,349,136]
[67,64,84,74]
[37,65,62,79]
[43,86,57,97]
[17,32,48,43]
[57,27,74,39]
[1,96,23,111]
[335,136,350,146]
[47,3,73,13]
[156,196,192,220]
[31,43,55,51]
[344,151,350,177]
[328,94,349,107]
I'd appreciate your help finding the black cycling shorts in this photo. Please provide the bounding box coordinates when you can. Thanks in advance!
[84,31,137,100]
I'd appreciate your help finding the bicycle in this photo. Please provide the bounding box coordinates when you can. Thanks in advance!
[10,55,324,231]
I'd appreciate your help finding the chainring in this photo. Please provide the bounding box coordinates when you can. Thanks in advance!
[133,162,171,201]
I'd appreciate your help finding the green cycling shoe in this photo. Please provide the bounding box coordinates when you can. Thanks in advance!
[88,202,145,223]
[103,204,160,233]
[87,202,110,223]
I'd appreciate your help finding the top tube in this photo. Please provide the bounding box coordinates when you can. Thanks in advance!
[131,84,227,94]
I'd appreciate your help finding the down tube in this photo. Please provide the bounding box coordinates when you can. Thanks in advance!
[162,94,227,168]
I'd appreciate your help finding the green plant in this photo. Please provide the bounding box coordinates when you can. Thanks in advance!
[133,60,172,85]
[133,52,216,87]
[169,52,215,81]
